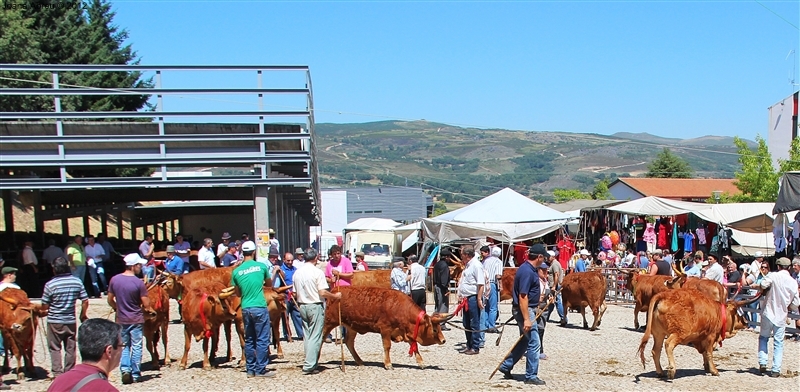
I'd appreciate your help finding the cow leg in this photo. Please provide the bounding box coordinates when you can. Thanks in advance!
[701,350,711,374]
[704,347,719,376]
[209,328,219,364]
[381,333,394,370]
[664,334,680,379]
[179,327,191,370]
[344,329,363,366]
[201,337,212,370]
[633,307,640,330]
[145,327,159,370]
[591,302,607,330]
[161,322,171,367]
[234,318,245,367]
[651,332,665,378]
[272,316,284,359]
[223,320,232,362]
[413,350,425,369]
[580,307,589,329]
[13,342,23,380]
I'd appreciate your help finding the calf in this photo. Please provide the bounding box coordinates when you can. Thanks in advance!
[351,270,392,289]
[178,283,238,370]
[638,288,758,379]
[143,284,171,370]
[499,268,517,301]
[322,286,453,370]
[618,269,671,329]
[560,271,607,330]
[0,288,46,380]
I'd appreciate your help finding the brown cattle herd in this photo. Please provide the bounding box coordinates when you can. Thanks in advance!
[0,263,782,383]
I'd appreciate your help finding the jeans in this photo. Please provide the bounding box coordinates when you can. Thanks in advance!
[299,303,325,372]
[433,286,449,314]
[71,265,86,286]
[555,289,565,322]
[758,317,786,373]
[120,323,144,379]
[88,262,107,296]
[499,307,541,381]
[283,300,305,340]
[242,307,271,375]
[485,282,499,329]
[462,295,481,351]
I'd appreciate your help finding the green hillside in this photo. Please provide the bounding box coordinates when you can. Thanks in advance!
[315,121,745,203]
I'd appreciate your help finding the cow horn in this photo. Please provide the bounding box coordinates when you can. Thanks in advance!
[219,286,236,299]
[732,293,760,307]
[276,285,292,294]
[0,296,18,308]
[430,312,455,324]
[160,270,171,276]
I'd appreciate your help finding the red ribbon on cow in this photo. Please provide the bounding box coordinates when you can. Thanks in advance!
[452,298,468,316]
[718,302,727,347]
[199,293,212,339]
[408,310,426,357]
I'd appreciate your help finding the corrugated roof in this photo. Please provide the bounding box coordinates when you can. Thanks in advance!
[611,178,740,199]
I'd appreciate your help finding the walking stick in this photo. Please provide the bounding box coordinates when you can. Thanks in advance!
[336,279,345,372]
[488,293,555,381]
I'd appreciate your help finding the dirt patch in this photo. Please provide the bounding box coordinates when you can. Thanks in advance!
[598,370,627,377]
[605,359,620,365]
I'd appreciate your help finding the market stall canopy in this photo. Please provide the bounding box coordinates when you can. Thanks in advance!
[774,171,800,214]
[606,196,709,216]
[547,199,624,213]
[422,188,568,243]
[692,203,775,230]
[436,188,571,223]
[730,229,775,257]
[394,222,421,251]
[726,214,774,234]
[344,217,401,232]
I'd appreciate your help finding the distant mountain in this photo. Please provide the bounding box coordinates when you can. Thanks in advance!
[315,121,745,203]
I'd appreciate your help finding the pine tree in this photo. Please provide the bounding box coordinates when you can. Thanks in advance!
[645,148,694,178]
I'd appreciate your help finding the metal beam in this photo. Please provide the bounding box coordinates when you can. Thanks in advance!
[0,111,310,119]
[0,64,309,71]
[1,153,310,167]
[1,176,314,190]
[0,88,309,96]
[41,187,255,204]
[1,133,311,144]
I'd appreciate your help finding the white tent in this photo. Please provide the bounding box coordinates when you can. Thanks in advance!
[692,203,775,227]
[394,222,421,251]
[606,196,710,216]
[422,188,569,243]
[343,217,401,232]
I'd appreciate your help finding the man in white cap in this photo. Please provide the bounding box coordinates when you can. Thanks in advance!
[107,254,150,384]
[749,251,765,277]
[575,249,590,273]
[546,251,565,324]
[754,257,800,377]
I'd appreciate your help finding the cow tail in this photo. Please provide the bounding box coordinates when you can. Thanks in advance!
[637,292,660,368]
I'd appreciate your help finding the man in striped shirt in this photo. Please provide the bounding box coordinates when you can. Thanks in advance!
[40,257,90,377]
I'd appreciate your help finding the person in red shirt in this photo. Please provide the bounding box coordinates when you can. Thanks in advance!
[47,318,122,392]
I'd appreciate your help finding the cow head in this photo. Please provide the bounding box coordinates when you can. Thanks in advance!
[262,287,288,313]
[160,272,184,299]
[0,301,40,341]
[618,269,642,292]
[417,312,455,346]
[725,295,761,338]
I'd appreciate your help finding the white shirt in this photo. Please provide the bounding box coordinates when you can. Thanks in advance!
[217,243,228,258]
[704,262,725,284]
[22,246,38,266]
[0,282,20,292]
[84,243,105,263]
[42,245,66,265]
[457,258,485,297]
[482,256,503,283]
[269,238,280,254]
[293,262,329,304]
[198,246,216,269]
[409,263,426,291]
[759,270,800,326]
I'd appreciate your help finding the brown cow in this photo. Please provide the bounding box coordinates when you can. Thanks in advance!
[638,288,759,379]
[0,288,46,380]
[178,283,238,370]
[351,270,392,289]
[143,284,171,370]
[499,268,517,301]
[322,286,453,370]
[560,271,607,330]
[618,270,671,330]
[665,263,727,303]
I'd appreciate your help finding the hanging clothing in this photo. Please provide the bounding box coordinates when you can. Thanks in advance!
[683,232,694,253]
[696,227,707,245]
[671,223,679,252]
[643,223,656,246]
[657,219,670,249]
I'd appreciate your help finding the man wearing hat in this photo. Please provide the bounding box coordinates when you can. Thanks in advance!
[354,252,368,271]
[40,257,89,379]
[703,254,725,284]
[0,267,20,292]
[754,257,800,377]
[164,245,184,275]
[107,254,150,384]
[232,241,275,378]
[497,244,547,385]
[294,248,306,267]
[268,229,280,256]
[173,233,191,274]
[749,251,765,277]
[217,232,232,261]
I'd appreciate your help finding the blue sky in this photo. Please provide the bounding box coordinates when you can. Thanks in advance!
[112,0,799,140]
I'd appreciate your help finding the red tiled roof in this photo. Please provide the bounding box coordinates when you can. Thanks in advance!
[611,178,740,199]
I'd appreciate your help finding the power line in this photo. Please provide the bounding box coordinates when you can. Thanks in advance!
[754,0,799,30]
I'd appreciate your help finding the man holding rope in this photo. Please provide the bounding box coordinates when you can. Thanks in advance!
[497,244,547,386]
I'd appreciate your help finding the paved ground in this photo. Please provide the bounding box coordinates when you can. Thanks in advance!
[5,298,799,391]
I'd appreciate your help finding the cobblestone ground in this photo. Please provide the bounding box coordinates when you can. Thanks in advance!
[6,298,800,391]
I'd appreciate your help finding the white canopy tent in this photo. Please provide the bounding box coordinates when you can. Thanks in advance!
[394,222,422,252]
[343,217,401,232]
[422,188,569,243]
[606,196,711,216]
